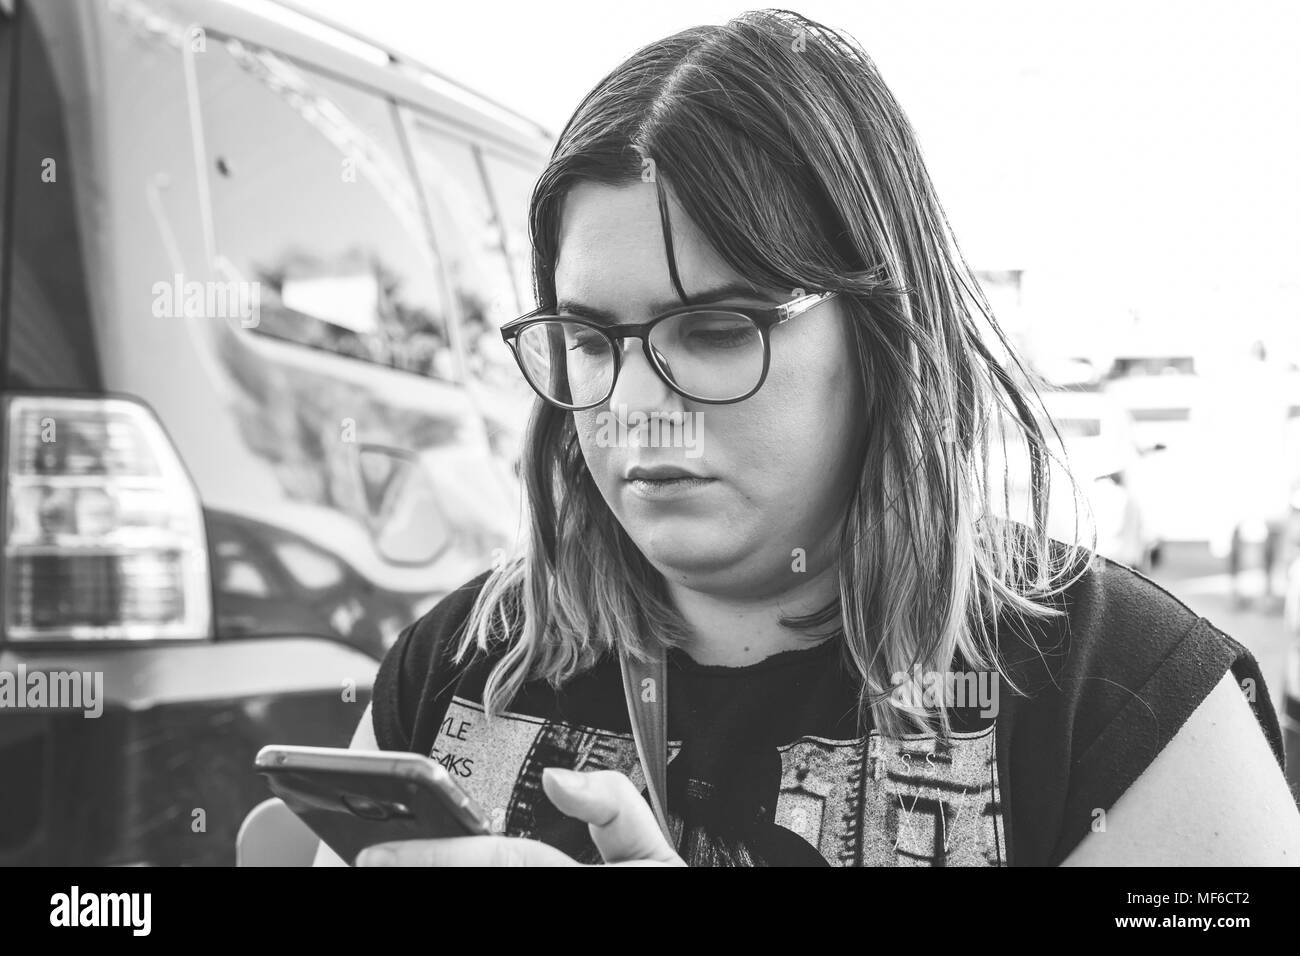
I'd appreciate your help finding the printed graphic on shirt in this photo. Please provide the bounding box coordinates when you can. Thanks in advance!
[778,732,1004,865]
[430,696,1004,866]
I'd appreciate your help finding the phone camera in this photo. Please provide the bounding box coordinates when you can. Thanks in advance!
[342,794,394,821]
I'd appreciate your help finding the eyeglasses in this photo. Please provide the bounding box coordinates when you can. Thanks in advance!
[499,290,839,411]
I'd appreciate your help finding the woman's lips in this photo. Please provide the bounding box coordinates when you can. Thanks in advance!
[624,475,717,500]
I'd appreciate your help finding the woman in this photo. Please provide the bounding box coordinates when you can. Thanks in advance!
[327,8,1300,866]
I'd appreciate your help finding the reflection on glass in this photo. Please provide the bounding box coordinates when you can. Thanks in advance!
[404,118,535,401]
[195,37,454,380]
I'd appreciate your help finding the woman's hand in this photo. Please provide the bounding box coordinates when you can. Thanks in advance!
[355,767,686,867]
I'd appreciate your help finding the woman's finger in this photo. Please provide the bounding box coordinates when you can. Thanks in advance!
[355,836,581,867]
[541,768,685,865]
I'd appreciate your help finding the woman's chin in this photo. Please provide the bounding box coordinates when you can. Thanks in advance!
[631,528,744,578]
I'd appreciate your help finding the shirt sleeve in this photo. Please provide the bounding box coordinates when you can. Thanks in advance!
[371,570,493,753]
[371,618,421,753]
[1053,615,1283,863]
[1000,556,1286,866]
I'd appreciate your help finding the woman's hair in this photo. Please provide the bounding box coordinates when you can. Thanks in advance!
[456,7,1093,738]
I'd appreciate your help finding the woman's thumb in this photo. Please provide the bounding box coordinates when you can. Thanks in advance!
[541,768,684,865]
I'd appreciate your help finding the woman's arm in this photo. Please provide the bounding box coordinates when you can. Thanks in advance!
[310,701,381,867]
[1060,670,1300,865]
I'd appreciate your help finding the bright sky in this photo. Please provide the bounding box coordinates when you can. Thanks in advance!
[301,0,1300,359]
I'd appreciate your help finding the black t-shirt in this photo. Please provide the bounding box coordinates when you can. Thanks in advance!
[371,555,1285,866]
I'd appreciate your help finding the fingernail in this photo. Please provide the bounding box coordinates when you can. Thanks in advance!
[544,767,588,791]
[357,847,396,867]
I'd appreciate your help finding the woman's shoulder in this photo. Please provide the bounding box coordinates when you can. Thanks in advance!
[1062,548,1200,635]
[997,544,1205,684]
[994,544,1270,737]
[994,546,1285,864]
[1055,550,1278,748]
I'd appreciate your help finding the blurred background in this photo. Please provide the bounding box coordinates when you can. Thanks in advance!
[0,0,1296,864]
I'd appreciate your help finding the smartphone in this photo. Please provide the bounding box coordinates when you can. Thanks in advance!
[255,745,492,865]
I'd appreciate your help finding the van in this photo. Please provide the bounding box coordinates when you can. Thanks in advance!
[0,0,547,864]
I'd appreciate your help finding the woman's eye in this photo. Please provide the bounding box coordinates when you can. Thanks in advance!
[686,325,758,349]
[567,332,607,354]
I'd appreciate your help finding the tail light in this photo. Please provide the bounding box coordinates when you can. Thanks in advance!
[3,395,212,641]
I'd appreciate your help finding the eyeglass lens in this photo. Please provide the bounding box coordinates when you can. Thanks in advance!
[514,311,766,407]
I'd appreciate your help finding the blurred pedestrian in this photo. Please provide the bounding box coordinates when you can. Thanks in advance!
[1205,340,1293,608]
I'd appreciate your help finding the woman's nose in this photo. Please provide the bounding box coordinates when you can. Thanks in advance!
[607,339,686,422]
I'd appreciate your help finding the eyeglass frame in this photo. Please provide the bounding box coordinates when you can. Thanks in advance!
[498,290,840,411]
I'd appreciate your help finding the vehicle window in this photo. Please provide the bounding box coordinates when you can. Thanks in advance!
[194,37,454,380]
[402,114,530,394]
[480,151,539,314]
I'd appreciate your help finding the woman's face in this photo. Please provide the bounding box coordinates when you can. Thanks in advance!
[555,181,864,597]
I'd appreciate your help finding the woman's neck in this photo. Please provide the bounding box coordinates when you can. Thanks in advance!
[665,565,841,667]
